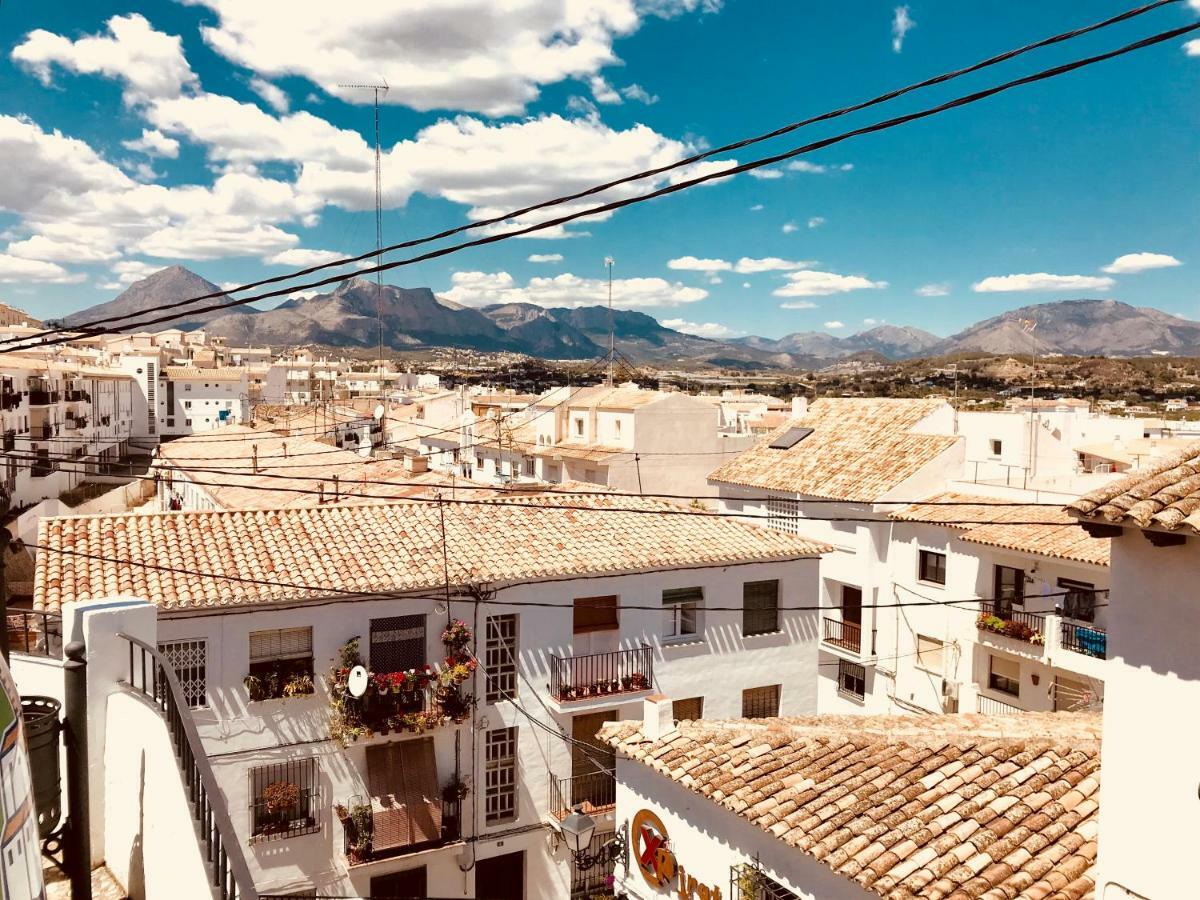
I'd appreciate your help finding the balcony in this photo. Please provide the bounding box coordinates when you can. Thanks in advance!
[976,605,1046,650]
[2,429,14,451]
[6,609,63,658]
[1060,620,1107,659]
[64,389,90,403]
[548,644,654,705]
[976,694,1023,715]
[822,617,861,654]
[37,423,59,440]
[0,391,20,411]
[549,770,615,821]
[28,389,59,406]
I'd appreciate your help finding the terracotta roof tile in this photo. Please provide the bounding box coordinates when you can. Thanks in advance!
[708,399,958,502]
[1067,441,1200,533]
[34,494,827,612]
[602,713,1100,900]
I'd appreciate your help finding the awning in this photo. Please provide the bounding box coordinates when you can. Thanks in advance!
[367,738,442,852]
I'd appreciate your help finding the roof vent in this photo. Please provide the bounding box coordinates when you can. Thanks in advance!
[769,427,813,450]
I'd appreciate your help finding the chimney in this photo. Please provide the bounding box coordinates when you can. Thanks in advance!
[642,694,674,742]
[404,454,429,474]
[791,396,808,419]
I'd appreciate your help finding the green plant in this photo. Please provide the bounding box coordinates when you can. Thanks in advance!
[244,674,268,702]
[283,673,314,698]
[442,775,470,803]
[348,803,373,860]
[262,781,300,815]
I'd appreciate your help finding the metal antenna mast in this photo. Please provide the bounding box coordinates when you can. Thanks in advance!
[339,80,390,398]
[604,256,615,387]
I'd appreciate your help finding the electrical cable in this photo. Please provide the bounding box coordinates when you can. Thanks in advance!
[6,14,1196,352]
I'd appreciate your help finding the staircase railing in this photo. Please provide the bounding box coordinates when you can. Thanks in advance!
[118,633,257,900]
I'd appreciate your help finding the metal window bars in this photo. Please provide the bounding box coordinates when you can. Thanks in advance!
[118,633,258,900]
[5,609,63,658]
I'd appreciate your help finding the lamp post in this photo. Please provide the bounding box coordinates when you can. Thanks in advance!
[559,807,628,871]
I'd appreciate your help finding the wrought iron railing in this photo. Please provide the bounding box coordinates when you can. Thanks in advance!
[548,644,653,702]
[549,769,616,819]
[977,605,1046,646]
[1,391,20,411]
[338,793,462,864]
[976,694,1023,715]
[1060,620,1107,659]
[6,610,63,658]
[822,617,861,653]
[118,633,258,900]
[28,389,59,406]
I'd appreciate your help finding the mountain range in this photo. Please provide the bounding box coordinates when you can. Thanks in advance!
[57,267,1200,368]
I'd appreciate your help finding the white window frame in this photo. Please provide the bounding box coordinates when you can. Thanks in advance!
[662,587,703,643]
[915,634,945,675]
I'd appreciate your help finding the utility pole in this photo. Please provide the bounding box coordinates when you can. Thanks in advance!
[604,256,615,387]
[339,80,390,402]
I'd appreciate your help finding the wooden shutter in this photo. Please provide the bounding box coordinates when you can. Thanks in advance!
[367,738,442,851]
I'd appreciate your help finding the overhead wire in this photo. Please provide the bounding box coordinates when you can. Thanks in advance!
[4,10,1196,352]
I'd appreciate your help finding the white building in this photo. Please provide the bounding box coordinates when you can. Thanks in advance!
[603,705,1102,899]
[29,496,825,898]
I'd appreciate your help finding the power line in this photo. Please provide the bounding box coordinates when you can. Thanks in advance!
[4,9,1193,351]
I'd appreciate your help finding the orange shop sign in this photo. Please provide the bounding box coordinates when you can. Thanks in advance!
[631,808,723,900]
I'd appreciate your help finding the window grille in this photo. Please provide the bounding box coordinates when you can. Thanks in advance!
[249,758,320,841]
[485,615,518,704]
[837,660,866,700]
[370,615,426,672]
[158,639,208,709]
[485,727,518,825]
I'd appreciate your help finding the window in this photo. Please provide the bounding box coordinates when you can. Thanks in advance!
[184,383,192,392]
[766,495,800,534]
[988,654,1020,697]
[741,684,780,718]
[158,639,208,709]
[989,439,1002,457]
[672,697,704,722]
[485,727,518,825]
[662,587,702,641]
[185,419,192,427]
[614,420,622,436]
[249,758,320,840]
[742,580,780,636]
[485,614,518,704]
[574,596,618,634]
[247,627,313,699]
[573,417,584,437]
[918,550,946,585]
[837,660,866,700]
[184,400,192,409]
[1057,578,1096,623]
[370,615,426,672]
[915,635,944,674]
[993,566,1024,616]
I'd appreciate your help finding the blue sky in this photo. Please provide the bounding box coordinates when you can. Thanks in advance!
[0,0,1197,340]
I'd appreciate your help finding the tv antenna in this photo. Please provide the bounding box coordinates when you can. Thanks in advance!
[339,79,390,402]
[604,256,615,387]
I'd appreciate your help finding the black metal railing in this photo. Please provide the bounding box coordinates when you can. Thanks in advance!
[119,633,258,900]
[731,862,801,900]
[976,694,1023,715]
[822,617,861,653]
[339,793,462,864]
[1060,620,1107,659]
[37,423,58,440]
[28,389,59,406]
[548,644,653,702]
[1,391,21,411]
[977,605,1046,645]
[6,610,63,658]
[549,769,615,819]
[64,390,90,403]
[2,429,14,451]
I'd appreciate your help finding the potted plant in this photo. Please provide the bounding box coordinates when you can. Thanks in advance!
[441,619,472,650]
[442,776,470,804]
[347,804,373,863]
[244,674,268,702]
[262,781,301,831]
[283,673,314,698]
[628,672,649,690]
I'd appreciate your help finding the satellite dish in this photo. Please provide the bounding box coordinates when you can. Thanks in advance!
[373,403,385,421]
[347,665,369,698]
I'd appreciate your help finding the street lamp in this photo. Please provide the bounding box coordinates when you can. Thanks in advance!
[559,809,628,872]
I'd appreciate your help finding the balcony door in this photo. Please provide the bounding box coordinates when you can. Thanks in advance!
[570,710,617,811]
[573,596,618,656]
[477,851,525,900]
[841,586,862,626]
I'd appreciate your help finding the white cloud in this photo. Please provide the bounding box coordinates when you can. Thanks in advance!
[109,260,164,286]
[748,169,783,180]
[839,163,854,171]
[1185,39,1200,57]
[915,282,950,297]
[782,222,799,234]
[733,257,812,273]
[892,6,915,53]
[265,247,344,266]
[660,318,741,339]
[667,256,732,273]
[0,115,133,213]
[440,270,707,309]
[1101,252,1182,274]
[807,216,825,229]
[589,75,622,104]
[621,83,658,104]
[971,273,1115,293]
[773,270,888,297]
[12,14,197,105]
[824,320,845,329]
[528,253,564,263]
[863,318,878,325]
[749,203,764,212]
[780,300,817,309]
[181,0,714,116]
[742,281,751,288]
[249,77,290,113]
[122,128,180,158]
[5,235,118,263]
[0,254,84,284]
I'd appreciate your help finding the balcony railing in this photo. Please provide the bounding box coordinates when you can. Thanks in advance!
[119,633,258,900]
[549,769,616,820]
[548,644,653,703]
[6,610,63,658]
[977,605,1046,647]
[1060,620,1107,659]
[822,617,861,654]
[28,389,59,406]
[37,423,58,440]
[64,389,90,403]
[339,794,462,865]
[976,694,1023,715]
[2,429,14,451]
[0,391,20,411]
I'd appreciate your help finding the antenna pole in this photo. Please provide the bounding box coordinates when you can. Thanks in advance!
[605,256,615,387]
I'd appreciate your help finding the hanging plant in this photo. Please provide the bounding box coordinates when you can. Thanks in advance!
[441,619,472,650]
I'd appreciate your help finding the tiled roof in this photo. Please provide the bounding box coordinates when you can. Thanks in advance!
[708,399,958,501]
[602,712,1101,900]
[566,385,669,410]
[893,492,1109,567]
[1068,441,1200,532]
[162,366,246,381]
[34,495,827,611]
